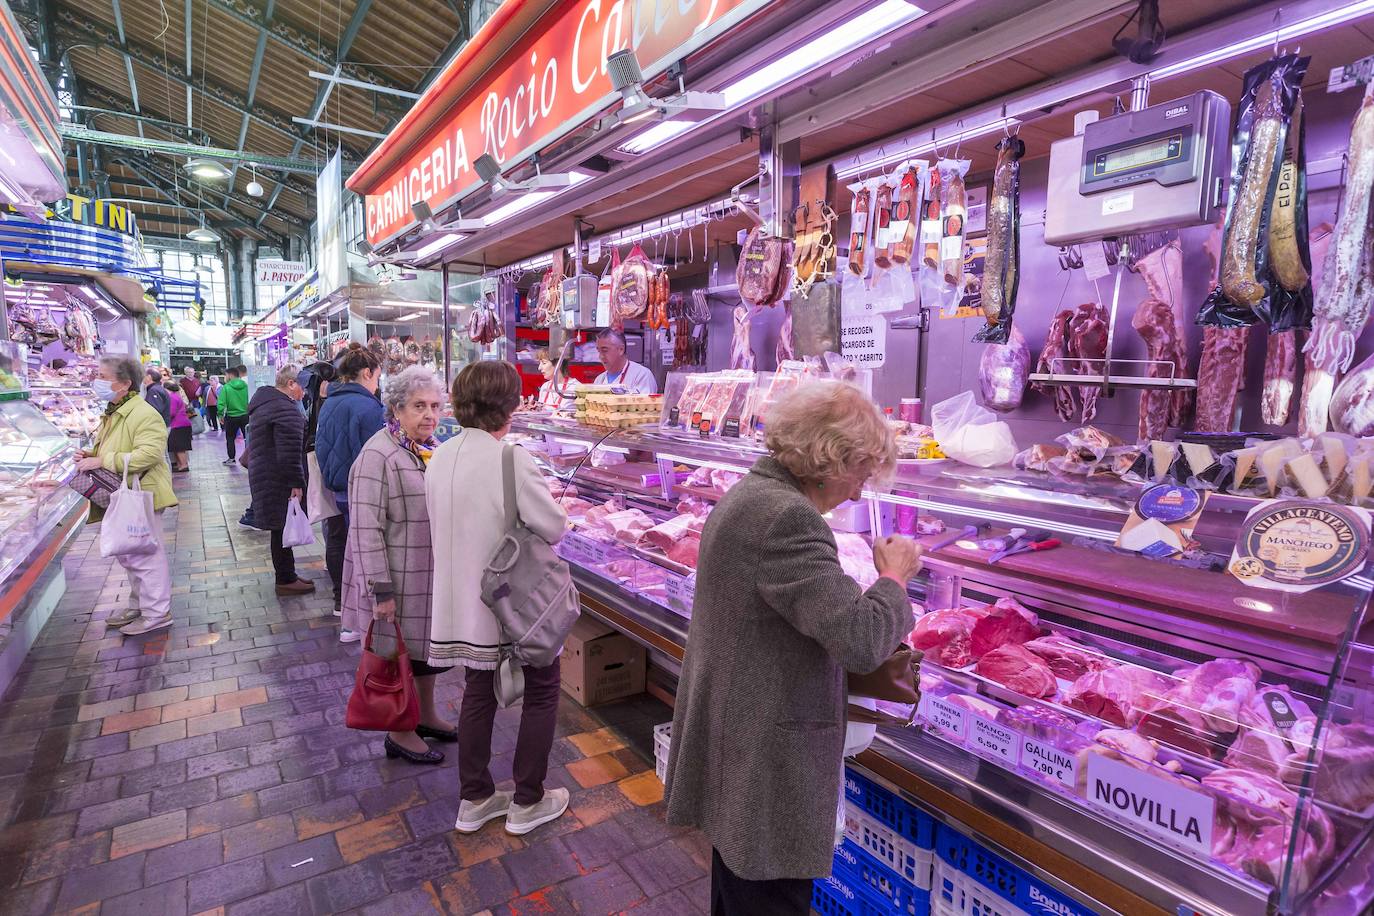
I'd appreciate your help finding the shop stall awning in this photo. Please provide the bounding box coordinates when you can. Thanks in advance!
[0,1,64,212]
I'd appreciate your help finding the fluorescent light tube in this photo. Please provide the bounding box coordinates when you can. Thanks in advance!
[413,232,467,260]
[394,311,425,322]
[1150,1,1374,80]
[720,1,924,108]
[618,120,695,154]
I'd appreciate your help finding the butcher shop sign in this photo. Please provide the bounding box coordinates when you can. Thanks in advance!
[1085,753,1214,858]
[350,0,770,246]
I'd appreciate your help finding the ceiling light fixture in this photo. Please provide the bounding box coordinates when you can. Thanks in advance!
[394,311,425,322]
[187,219,221,243]
[1148,0,1374,79]
[185,157,231,181]
[246,164,264,198]
[412,232,468,260]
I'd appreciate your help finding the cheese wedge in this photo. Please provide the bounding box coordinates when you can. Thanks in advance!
[1352,454,1373,503]
[1259,445,1289,495]
[1286,453,1330,499]
[1231,447,1260,490]
[1318,433,1348,482]
[1180,442,1217,479]
[1120,517,1184,554]
[1150,441,1179,480]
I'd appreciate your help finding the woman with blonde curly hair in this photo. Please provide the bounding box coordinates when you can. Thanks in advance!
[664,380,923,915]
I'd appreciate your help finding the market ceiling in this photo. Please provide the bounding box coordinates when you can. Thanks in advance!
[12,0,475,243]
[360,0,1374,276]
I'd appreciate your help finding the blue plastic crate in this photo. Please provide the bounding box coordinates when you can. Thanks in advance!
[935,825,1098,916]
[834,839,932,916]
[814,869,898,916]
[845,767,938,850]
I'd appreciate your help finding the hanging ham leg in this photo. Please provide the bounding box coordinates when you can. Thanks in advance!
[1262,330,1298,426]
[1136,240,1193,428]
[1069,303,1108,423]
[731,305,756,370]
[776,304,795,364]
[1034,309,1076,421]
[1194,327,1250,432]
[1132,297,1181,441]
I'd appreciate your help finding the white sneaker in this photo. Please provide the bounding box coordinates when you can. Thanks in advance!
[106,608,140,627]
[121,615,172,636]
[454,790,513,833]
[505,787,570,836]
[339,629,362,644]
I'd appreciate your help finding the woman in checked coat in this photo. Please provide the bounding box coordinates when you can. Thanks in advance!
[341,367,455,765]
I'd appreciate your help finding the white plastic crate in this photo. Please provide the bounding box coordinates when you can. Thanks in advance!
[843,802,933,890]
[654,721,672,783]
[931,859,1029,916]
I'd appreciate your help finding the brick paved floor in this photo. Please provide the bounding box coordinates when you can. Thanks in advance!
[0,433,710,915]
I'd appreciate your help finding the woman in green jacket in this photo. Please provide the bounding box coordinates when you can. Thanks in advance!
[77,356,178,635]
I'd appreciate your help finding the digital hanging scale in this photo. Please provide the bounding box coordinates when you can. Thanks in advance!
[1044,90,1232,245]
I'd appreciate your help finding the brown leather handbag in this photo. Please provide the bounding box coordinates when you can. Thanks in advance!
[345,621,420,732]
[847,646,922,725]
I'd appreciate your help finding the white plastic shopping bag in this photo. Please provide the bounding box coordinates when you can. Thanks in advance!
[305,452,341,522]
[930,391,1018,468]
[281,497,315,548]
[99,456,160,558]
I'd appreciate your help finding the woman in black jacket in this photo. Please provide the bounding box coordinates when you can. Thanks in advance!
[248,363,314,596]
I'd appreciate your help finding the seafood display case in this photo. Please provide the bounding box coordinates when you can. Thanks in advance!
[509,410,1374,916]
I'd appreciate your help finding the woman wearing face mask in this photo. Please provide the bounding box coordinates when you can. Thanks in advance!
[247,363,313,597]
[341,367,453,764]
[316,343,385,640]
[664,381,922,915]
[78,356,179,635]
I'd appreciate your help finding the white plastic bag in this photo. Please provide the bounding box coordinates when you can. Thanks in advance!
[100,456,160,558]
[281,497,315,548]
[306,452,341,522]
[930,391,1017,468]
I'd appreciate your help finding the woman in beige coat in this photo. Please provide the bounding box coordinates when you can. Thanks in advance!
[341,367,454,765]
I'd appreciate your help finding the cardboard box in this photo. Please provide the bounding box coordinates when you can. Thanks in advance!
[561,615,646,707]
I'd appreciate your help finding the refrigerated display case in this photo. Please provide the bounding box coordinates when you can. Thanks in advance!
[0,393,81,589]
[509,410,1374,916]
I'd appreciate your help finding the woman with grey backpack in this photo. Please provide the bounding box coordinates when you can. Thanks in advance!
[426,361,571,836]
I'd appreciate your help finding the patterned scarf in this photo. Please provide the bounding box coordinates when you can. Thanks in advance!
[388,418,439,466]
[103,392,136,418]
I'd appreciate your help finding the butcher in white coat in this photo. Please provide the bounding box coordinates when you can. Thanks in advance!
[593,329,657,394]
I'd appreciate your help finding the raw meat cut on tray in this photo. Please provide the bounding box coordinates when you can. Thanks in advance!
[945,694,1001,719]
[1034,309,1077,421]
[1023,635,1110,680]
[834,531,880,590]
[603,509,656,545]
[909,607,990,668]
[1224,686,1316,777]
[1063,665,1169,728]
[969,598,1039,659]
[1203,768,1336,892]
[557,497,595,516]
[666,536,700,569]
[642,515,699,551]
[1135,659,1261,759]
[1280,721,1374,812]
[975,644,1057,698]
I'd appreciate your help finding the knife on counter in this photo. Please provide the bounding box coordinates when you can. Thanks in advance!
[925,522,989,552]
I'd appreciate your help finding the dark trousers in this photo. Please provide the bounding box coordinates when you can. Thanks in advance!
[269,528,297,585]
[710,849,813,916]
[323,510,348,607]
[459,659,561,807]
[206,408,220,431]
[223,414,249,458]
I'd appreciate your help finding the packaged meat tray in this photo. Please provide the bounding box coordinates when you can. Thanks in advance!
[660,370,756,437]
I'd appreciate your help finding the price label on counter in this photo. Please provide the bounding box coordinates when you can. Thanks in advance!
[919,696,967,742]
[561,531,617,567]
[1019,736,1078,791]
[968,715,1017,765]
[1084,753,1214,857]
[664,572,695,614]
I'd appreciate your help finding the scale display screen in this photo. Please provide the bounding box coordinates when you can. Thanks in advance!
[1092,133,1184,178]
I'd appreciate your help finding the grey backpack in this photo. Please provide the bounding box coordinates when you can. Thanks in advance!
[480,443,580,706]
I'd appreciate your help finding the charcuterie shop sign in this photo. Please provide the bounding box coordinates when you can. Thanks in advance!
[356,0,765,246]
[1229,499,1371,593]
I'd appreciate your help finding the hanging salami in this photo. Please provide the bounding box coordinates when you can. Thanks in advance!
[973,136,1025,344]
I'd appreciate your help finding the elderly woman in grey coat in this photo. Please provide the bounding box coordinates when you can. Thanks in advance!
[665,381,923,915]
[341,366,454,765]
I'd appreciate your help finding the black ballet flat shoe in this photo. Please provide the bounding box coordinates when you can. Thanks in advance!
[416,724,459,743]
[383,736,444,765]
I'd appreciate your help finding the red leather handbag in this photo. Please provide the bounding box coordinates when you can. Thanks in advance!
[345,621,420,732]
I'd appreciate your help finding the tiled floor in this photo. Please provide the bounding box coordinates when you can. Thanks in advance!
[0,432,710,915]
